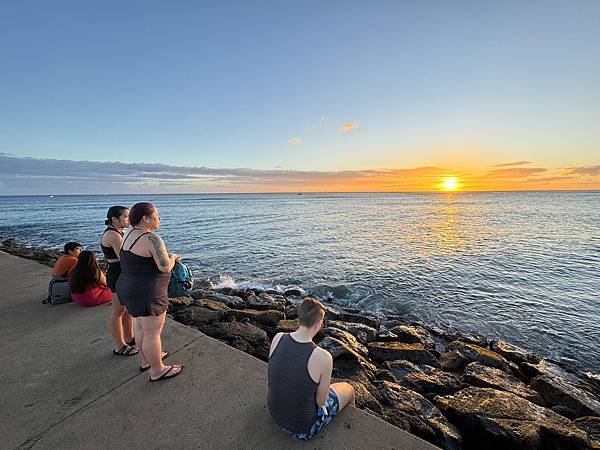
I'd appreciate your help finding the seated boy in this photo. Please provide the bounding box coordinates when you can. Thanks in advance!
[267,296,355,440]
[51,242,82,277]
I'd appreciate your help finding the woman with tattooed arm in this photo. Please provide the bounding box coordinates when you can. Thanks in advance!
[116,202,184,382]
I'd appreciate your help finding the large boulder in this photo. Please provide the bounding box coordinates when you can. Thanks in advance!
[246,292,285,311]
[386,360,461,397]
[168,296,192,307]
[462,362,539,402]
[173,306,223,325]
[226,309,284,328]
[368,342,440,368]
[325,308,380,330]
[319,337,376,374]
[441,341,514,373]
[320,327,369,359]
[490,340,540,366]
[190,289,245,309]
[328,320,378,344]
[574,416,600,449]
[531,374,600,418]
[275,319,298,334]
[196,298,230,312]
[389,325,435,350]
[210,321,271,360]
[435,387,591,450]
[378,381,462,450]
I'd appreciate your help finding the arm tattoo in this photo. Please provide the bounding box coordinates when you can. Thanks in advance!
[148,235,169,268]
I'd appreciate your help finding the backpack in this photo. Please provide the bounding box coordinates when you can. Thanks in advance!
[43,276,72,304]
[168,261,194,298]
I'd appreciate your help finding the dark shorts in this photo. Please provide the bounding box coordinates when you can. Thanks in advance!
[116,273,170,318]
[106,262,121,295]
[281,388,340,441]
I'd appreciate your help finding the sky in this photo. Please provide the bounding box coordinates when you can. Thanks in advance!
[1,1,599,194]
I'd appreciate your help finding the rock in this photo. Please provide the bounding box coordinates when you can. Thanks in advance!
[375,330,399,342]
[320,327,369,359]
[283,288,303,297]
[169,296,191,307]
[462,362,539,402]
[574,416,600,449]
[490,340,540,366]
[389,325,435,350]
[226,309,284,328]
[173,306,223,325]
[284,305,298,320]
[319,337,376,373]
[192,279,213,290]
[387,360,461,397]
[196,298,230,312]
[190,290,245,309]
[459,334,488,348]
[531,374,600,418]
[275,319,298,334]
[368,342,440,368]
[213,321,271,360]
[441,341,514,373]
[375,368,398,383]
[246,293,285,311]
[328,320,378,344]
[435,387,591,450]
[377,381,462,450]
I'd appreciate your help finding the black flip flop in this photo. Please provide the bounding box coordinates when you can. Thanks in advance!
[112,344,139,356]
[149,365,184,382]
[139,351,170,372]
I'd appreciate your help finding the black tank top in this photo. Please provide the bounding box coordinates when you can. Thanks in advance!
[101,227,124,261]
[267,334,318,433]
[119,230,163,277]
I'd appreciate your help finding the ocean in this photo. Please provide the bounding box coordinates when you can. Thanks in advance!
[1,191,598,371]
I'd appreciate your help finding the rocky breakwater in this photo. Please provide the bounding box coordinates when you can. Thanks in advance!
[169,285,599,450]
[0,238,62,267]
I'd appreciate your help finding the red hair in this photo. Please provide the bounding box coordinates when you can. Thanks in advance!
[128,202,155,226]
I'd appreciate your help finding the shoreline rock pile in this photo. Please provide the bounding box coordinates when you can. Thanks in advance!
[3,238,598,449]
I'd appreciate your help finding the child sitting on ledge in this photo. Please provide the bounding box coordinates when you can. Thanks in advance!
[51,241,82,277]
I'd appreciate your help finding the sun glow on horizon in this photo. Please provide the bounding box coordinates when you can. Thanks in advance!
[440,176,460,191]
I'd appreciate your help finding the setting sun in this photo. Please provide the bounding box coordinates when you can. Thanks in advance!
[441,176,459,191]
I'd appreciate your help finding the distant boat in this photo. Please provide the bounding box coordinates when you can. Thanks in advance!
[297,192,303,196]
[48,195,54,198]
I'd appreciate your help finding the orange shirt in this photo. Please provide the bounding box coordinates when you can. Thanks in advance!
[52,255,78,277]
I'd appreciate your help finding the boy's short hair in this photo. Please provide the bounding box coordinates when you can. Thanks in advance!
[298,296,326,328]
[64,242,82,254]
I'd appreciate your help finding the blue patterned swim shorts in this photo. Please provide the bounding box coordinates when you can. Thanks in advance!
[283,388,340,441]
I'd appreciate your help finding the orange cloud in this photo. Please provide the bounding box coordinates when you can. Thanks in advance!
[493,161,532,167]
[483,168,547,179]
[563,165,600,176]
[338,122,359,132]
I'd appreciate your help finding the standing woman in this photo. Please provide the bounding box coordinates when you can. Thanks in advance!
[101,206,137,356]
[117,202,183,381]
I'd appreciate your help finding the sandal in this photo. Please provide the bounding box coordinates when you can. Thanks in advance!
[127,337,136,346]
[112,344,139,356]
[149,365,184,382]
[139,351,169,372]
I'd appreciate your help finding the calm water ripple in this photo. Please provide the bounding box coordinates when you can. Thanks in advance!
[0,192,598,371]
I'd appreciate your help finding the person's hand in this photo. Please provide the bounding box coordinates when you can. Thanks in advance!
[170,252,180,262]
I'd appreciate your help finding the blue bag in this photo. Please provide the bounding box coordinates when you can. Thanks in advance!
[168,261,194,298]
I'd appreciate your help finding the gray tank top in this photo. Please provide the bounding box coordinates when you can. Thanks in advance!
[267,334,318,433]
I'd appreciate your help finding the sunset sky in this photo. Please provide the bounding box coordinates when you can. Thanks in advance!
[1,1,599,194]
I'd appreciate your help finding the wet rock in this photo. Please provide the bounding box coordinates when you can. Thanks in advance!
[462,362,539,402]
[531,374,600,418]
[190,290,245,309]
[574,416,600,448]
[226,309,284,328]
[378,381,462,450]
[375,368,398,383]
[441,341,514,373]
[246,293,285,311]
[435,387,591,450]
[321,327,369,359]
[328,320,378,344]
[283,288,303,297]
[389,325,435,350]
[173,306,223,325]
[325,308,380,330]
[490,340,540,366]
[275,319,298,334]
[459,334,488,348]
[284,305,298,320]
[376,329,400,342]
[196,298,230,312]
[168,296,191,307]
[212,321,271,360]
[368,342,440,368]
[192,279,213,290]
[387,360,461,397]
[320,337,376,374]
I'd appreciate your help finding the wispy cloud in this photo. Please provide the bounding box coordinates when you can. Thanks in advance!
[563,165,600,176]
[493,161,532,167]
[483,167,547,179]
[338,122,359,132]
[289,136,303,145]
[319,116,328,125]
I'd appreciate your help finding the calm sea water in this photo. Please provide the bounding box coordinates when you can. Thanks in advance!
[1,192,599,371]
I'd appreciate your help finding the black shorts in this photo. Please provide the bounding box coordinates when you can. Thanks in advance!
[106,262,121,295]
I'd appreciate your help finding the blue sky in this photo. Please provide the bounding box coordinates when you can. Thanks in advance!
[1,1,599,193]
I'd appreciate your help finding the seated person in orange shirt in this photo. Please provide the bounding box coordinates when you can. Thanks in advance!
[51,242,82,277]
[68,251,112,307]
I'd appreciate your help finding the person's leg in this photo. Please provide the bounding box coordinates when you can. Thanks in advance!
[330,382,355,410]
[134,316,146,363]
[121,308,134,344]
[108,294,127,350]
[142,313,182,380]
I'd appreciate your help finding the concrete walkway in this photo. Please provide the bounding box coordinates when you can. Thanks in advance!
[0,251,437,449]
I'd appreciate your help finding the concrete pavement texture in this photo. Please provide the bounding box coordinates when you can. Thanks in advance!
[0,251,438,449]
